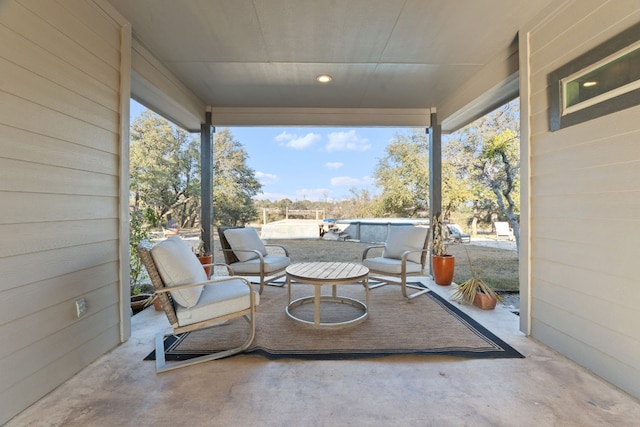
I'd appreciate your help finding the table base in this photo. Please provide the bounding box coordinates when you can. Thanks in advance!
[285,295,368,330]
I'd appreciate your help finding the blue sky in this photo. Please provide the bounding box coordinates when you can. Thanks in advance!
[131,100,409,202]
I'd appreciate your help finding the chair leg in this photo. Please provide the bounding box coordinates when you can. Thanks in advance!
[154,314,256,373]
[251,273,286,294]
[368,281,388,290]
[403,282,430,299]
[258,277,264,295]
[369,276,429,299]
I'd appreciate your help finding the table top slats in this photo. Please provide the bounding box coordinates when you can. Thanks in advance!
[286,262,368,284]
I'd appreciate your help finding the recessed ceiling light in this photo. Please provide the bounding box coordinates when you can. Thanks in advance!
[583,81,597,87]
[316,74,332,83]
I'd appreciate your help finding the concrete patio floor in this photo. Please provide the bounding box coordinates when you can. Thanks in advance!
[7,278,640,426]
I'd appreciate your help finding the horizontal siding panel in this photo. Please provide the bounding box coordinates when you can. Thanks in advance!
[535,280,640,342]
[0,124,118,175]
[531,192,640,222]
[0,158,118,196]
[0,57,119,131]
[532,238,634,278]
[529,2,640,79]
[1,192,117,225]
[529,104,552,140]
[18,0,121,68]
[0,262,119,325]
[0,324,120,423]
[0,24,118,111]
[1,1,119,91]
[0,218,118,257]
[61,0,124,51]
[0,283,118,360]
[531,318,640,400]
[531,106,640,157]
[532,261,637,308]
[528,84,548,120]
[0,304,120,390]
[529,1,607,73]
[533,133,640,176]
[0,240,119,292]
[532,298,640,371]
[527,0,640,401]
[0,2,126,421]
[0,92,118,154]
[531,216,640,247]
[531,161,640,196]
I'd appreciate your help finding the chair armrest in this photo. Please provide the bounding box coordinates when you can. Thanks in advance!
[400,248,430,262]
[264,243,289,257]
[154,276,255,294]
[362,244,385,260]
[223,248,265,261]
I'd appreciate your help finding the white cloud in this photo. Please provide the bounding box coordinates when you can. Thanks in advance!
[255,171,278,185]
[275,131,321,149]
[330,175,374,186]
[325,162,344,169]
[325,129,371,152]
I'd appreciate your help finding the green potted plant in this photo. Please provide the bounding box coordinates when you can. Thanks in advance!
[431,213,455,286]
[129,207,156,313]
[451,246,503,309]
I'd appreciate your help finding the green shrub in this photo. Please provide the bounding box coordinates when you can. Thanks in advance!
[129,207,157,294]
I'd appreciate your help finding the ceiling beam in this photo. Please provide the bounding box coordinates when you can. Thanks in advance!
[210,107,432,127]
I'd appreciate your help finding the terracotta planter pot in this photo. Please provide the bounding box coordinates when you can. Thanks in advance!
[198,255,213,279]
[431,255,455,286]
[473,292,497,310]
[152,295,163,311]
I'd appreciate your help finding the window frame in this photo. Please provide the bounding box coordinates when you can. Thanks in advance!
[548,21,640,131]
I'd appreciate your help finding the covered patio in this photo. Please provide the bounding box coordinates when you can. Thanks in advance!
[7,279,640,426]
[2,0,640,424]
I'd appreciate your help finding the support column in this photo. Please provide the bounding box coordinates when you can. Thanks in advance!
[429,111,442,219]
[429,111,442,275]
[201,112,214,257]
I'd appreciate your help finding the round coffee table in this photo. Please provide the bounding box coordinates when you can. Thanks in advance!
[285,262,369,330]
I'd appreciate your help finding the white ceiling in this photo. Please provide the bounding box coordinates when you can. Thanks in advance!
[108,0,554,129]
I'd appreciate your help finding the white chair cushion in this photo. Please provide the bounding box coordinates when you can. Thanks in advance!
[363,257,424,274]
[382,226,428,264]
[176,278,259,327]
[224,228,268,262]
[228,256,290,274]
[150,236,206,308]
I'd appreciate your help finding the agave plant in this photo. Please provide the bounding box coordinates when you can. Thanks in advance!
[451,246,503,305]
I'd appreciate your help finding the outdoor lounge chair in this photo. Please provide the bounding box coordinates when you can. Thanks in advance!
[447,223,471,243]
[361,225,430,299]
[494,221,515,241]
[138,236,258,373]
[218,226,291,294]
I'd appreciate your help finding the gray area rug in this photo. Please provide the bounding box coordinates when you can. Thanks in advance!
[145,282,523,361]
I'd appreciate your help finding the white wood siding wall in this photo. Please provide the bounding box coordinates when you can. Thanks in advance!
[0,0,126,422]
[525,0,640,399]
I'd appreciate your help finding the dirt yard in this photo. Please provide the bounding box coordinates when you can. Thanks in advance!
[208,236,519,292]
[160,229,519,311]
